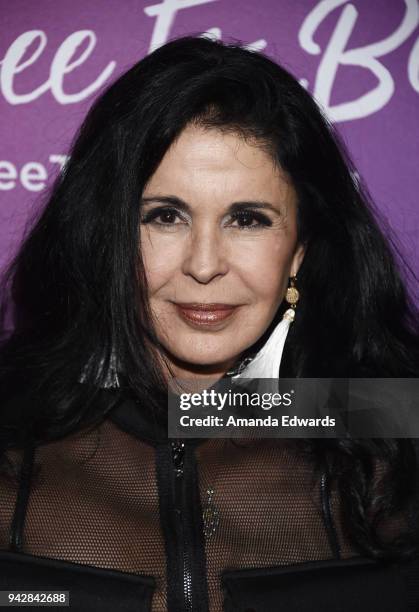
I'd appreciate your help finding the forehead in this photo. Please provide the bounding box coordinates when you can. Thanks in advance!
[144,124,295,204]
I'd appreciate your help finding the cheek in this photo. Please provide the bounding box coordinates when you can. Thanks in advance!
[140,231,183,293]
[236,237,294,303]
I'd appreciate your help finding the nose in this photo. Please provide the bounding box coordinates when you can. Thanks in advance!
[181,223,229,284]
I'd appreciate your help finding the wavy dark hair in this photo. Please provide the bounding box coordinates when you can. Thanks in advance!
[1,35,419,562]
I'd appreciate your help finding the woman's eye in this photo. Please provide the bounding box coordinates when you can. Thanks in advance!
[141,207,186,226]
[229,211,272,229]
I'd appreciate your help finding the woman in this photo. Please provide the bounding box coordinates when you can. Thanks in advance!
[0,35,418,612]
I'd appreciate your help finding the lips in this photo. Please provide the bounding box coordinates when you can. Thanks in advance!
[174,303,238,326]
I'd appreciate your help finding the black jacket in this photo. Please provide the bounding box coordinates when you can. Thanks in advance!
[0,389,418,612]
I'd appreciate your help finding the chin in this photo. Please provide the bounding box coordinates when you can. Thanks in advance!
[176,351,234,367]
[164,343,239,372]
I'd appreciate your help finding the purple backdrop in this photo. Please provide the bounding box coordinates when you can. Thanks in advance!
[1,0,418,303]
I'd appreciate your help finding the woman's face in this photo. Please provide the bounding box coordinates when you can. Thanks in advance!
[140,125,305,378]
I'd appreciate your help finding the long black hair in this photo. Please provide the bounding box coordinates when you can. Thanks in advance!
[1,35,419,561]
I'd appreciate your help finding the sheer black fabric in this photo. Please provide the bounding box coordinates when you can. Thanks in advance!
[0,389,418,611]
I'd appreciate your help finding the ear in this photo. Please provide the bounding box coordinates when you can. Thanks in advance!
[290,242,306,278]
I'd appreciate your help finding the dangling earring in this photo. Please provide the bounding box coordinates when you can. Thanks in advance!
[282,275,299,323]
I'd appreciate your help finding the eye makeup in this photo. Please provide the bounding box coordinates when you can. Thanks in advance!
[140,205,273,231]
[140,206,187,226]
[227,210,273,229]
[140,196,279,232]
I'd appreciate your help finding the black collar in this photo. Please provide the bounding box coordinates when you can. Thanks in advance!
[107,390,208,447]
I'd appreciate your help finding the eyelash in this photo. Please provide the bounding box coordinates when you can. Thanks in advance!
[140,206,273,230]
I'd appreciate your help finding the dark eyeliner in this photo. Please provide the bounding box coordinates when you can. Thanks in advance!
[230,210,273,228]
[140,206,181,224]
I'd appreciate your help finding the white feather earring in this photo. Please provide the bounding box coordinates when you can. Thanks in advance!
[230,275,300,380]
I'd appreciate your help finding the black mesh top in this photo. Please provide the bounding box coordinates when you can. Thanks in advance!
[0,389,418,612]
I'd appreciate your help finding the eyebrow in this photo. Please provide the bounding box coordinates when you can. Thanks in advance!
[140,195,282,215]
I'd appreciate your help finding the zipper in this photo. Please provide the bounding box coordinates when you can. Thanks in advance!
[320,470,341,560]
[171,439,193,611]
[10,439,35,552]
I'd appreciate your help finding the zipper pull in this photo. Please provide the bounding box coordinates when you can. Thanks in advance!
[171,440,185,514]
[171,440,185,477]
